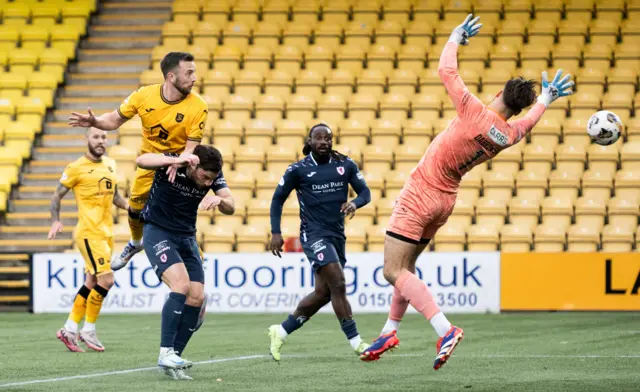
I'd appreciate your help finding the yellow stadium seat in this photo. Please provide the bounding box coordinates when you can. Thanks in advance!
[357,69,386,98]
[203,226,236,253]
[360,170,384,200]
[369,119,401,149]
[379,94,409,121]
[567,225,600,252]
[233,70,263,100]
[4,121,36,141]
[602,91,634,114]
[286,94,316,122]
[344,225,366,252]
[554,143,586,176]
[575,197,606,232]
[192,22,222,51]
[212,119,242,150]
[39,48,68,83]
[247,198,272,229]
[608,196,639,232]
[323,0,350,24]
[509,196,541,231]
[458,169,482,203]
[401,119,432,150]
[621,142,640,170]
[520,43,551,71]
[533,223,566,252]
[0,97,14,116]
[615,169,640,202]
[397,44,428,74]
[483,171,515,203]
[363,145,392,173]
[336,45,366,75]
[293,70,322,99]
[351,0,380,24]
[374,20,403,47]
[291,0,319,23]
[601,224,634,252]
[313,22,343,50]
[333,142,362,165]
[275,119,306,147]
[588,143,619,174]
[562,118,591,149]
[256,94,285,122]
[434,223,466,252]
[162,21,190,47]
[273,45,302,74]
[243,46,272,73]
[213,46,243,73]
[235,225,267,252]
[348,93,378,122]
[21,26,50,52]
[583,43,613,70]
[515,169,547,203]
[581,169,613,203]
[254,170,281,200]
[325,69,355,98]
[223,95,253,123]
[263,71,292,99]
[172,0,200,25]
[523,143,554,177]
[475,197,507,232]
[541,196,573,229]
[244,119,275,150]
[387,69,417,97]
[344,21,374,48]
[3,2,30,20]
[201,1,230,24]
[262,0,290,24]
[253,22,282,50]
[627,118,640,141]
[500,224,533,252]
[448,198,474,229]
[31,3,60,24]
[234,146,265,175]
[337,119,367,150]
[367,44,396,74]
[302,46,332,76]
[366,225,386,252]
[231,0,259,24]
[411,93,441,123]
[589,19,619,46]
[222,22,251,51]
[384,170,409,201]
[203,70,232,100]
[225,172,255,204]
[467,225,499,251]
[346,201,375,231]
[317,94,346,123]
[282,22,312,48]
[496,19,526,46]
[491,143,522,173]
[549,170,580,203]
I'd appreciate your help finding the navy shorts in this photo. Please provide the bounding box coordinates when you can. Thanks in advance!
[302,236,346,272]
[143,223,204,283]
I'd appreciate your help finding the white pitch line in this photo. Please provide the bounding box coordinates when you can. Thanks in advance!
[2,353,640,388]
[0,354,268,389]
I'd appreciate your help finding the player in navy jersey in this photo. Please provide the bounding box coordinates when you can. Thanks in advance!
[267,123,373,361]
[135,145,235,380]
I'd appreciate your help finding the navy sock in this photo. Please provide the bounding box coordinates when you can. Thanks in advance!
[161,292,186,348]
[340,318,359,340]
[173,304,200,356]
[281,314,307,335]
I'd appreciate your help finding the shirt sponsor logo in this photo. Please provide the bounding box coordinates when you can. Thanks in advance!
[488,125,508,147]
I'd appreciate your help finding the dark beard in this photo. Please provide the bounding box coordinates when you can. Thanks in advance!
[312,150,330,164]
[173,81,191,97]
[88,144,104,159]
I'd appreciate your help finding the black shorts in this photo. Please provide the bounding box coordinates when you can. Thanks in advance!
[143,223,204,283]
[301,236,347,272]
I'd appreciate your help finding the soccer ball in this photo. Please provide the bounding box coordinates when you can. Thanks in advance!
[587,110,622,146]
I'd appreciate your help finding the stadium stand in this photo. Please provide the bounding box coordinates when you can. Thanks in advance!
[0,0,638,295]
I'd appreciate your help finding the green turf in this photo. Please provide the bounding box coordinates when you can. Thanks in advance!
[1,312,639,391]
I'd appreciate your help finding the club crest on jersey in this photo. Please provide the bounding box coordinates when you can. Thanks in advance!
[337,166,345,175]
[176,113,184,123]
[317,253,324,261]
[160,253,167,263]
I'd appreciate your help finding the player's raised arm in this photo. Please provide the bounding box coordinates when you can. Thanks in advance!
[510,69,574,136]
[439,14,484,120]
[269,166,299,257]
[341,160,371,219]
[135,153,200,170]
[200,171,236,215]
[68,109,127,131]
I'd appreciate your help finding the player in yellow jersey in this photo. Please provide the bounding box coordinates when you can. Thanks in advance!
[68,52,208,270]
[48,127,129,352]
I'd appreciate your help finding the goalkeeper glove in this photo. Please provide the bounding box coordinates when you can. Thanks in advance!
[537,69,574,107]
[448,14,482,46]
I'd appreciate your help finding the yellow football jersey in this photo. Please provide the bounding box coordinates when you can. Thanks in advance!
[60,155,118,239]
[117,84,208,154]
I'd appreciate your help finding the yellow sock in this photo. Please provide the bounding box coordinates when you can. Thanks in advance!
[128,213,144,243]
[86,285,109,324]
[69,285,91,323]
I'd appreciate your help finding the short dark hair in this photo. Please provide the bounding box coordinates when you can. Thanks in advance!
[194,145,223,174]
[503,77,537,115]
[160,52,194,78]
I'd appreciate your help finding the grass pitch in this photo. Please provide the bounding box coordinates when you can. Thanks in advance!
[1,312,639,392]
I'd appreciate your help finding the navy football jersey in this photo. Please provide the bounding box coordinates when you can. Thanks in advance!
[142,154,227,235]
[270,154,370,239]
